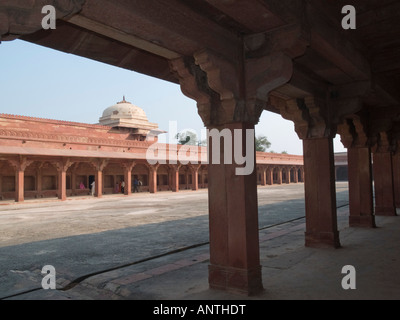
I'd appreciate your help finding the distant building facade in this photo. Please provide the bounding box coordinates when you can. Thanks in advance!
[334,152,349,181]
[0,99,304,202]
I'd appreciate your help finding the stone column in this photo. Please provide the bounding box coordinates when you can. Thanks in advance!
[190,165,200,191]
[170,164,181,192]
[373,150,396,216]
[303,137,340,247]
[170,40,297,294]
[58,170,67,201]
[347,147,375,227]
[207,122,262,295]
[266,167,273,185]
[392,152,400,209]
[123,161,135,195]
[55,159,73,201]
[286,167,291,184]
[91,159,108,198]
[338,117,376,227]
[277,167,283,184]
[9,157,32,203]
[148,164,158,194]
[300,167,305,183]
[279,96,342,248]
[260,166,266,186]
[293,167,299,183]
[16,169,24,203]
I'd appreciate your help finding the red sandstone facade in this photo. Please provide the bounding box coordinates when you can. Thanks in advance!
[0,113,304,202]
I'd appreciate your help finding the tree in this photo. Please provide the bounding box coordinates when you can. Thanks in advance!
[281,151,288,154]
[255,135,271,152]
[176,130,198,146]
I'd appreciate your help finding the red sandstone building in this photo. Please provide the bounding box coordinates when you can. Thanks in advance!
[0,98,304,202]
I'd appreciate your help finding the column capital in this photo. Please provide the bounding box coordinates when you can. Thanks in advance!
[278,81,372,140]
[8,156,33,172]
[53,158,74,172]
[337,115,369,149]
[122,161,136,172]
[146,163,160,172]
[372,131,393,154]
[188,163,201,173]
[170,47,295,127]
[90,158,109,171]
[168,163,181,172]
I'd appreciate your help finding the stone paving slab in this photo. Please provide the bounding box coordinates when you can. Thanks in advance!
[0,183,370,301]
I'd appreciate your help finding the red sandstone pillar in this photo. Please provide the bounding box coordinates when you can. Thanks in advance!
[149,165,158,194]
[373,151,396,216]
[208,122,263,295]
[286,168,291,184]
[392,153,400,209]
[293,168,299,183]
[277,168,282,184]
[95,170,103,198]
[171,166,180,192]
[266,168,273,185]
[303,137,340,248]
[123,161,135,196]
[58,169,67,201]
[260,167,266,186]
[124,169,132,195]
[15,169,24,202]
[347,147,376,227]
[191,166,199,191]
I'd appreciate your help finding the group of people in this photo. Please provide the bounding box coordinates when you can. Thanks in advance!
[84,178,142,196]
[114,180,125,194]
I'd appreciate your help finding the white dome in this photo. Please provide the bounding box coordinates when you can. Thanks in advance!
[99,97,159,131]
[101,99,148,122]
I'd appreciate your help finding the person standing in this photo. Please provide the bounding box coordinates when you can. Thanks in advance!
[133,178,139,193]
[91,181,95,196]
[121,180,125,194]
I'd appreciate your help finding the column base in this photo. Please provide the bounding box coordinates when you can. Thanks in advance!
[208,264,264,296]
[349,215,376,228]
[375,206,397,216]
[305,231,341,248]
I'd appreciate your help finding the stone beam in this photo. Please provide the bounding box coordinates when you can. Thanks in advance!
[73,0,241,62]
[0,0,85,40]
[65,15,180,60]
[305,3,371,82]
[204,0,286,33]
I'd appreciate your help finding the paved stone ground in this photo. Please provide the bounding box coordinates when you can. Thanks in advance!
[0,182,354,300]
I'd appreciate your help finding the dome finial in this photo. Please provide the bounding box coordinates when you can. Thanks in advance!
[117,95,130,104]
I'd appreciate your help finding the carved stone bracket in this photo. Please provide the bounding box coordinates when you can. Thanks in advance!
[171,48,296,127]
[145,162,159,173]
[168,163,182,173]
[53,158,74,172]
[374,131,393,153]
[279,95,334,139]
[8,156,33,171]
[278,80,372,141]
[89,158,108,172]
[122,161,136,173]
[337,115,369,149]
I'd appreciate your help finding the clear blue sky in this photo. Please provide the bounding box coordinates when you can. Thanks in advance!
[0,39,346,155]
